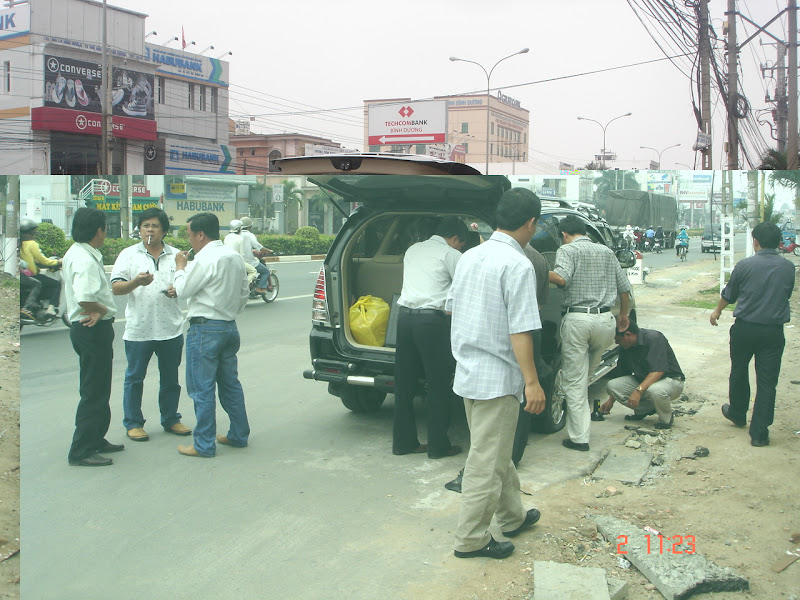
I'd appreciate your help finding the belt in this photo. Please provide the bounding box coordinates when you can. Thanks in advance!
[564,306,611,314]
[399,306,445,317]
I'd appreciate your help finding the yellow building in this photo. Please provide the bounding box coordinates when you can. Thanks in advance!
[364,92,530,172]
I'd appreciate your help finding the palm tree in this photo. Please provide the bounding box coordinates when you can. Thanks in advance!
[281,179,304,210]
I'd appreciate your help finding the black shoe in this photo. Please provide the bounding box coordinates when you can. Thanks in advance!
[562,439,590,452]
[654,413,675,430]
[502,508,541,538]
[624,410,656,421]
[444,468,463,493]
[96,440,125,453]
[392,444,427,456]
[429,445,462,459]
[751,436,770,447]
[69,453,113,467]
[721,404,746,427]
[454,537,514,559]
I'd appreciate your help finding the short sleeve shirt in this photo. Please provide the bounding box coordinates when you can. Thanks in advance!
[446,231,541,400]
[618,328,684,382]
[721,249,795,325]
[398,235,461,311]
[110,243,184,341]
[62,242,117,323]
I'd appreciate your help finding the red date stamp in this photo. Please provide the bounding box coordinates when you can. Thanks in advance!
[616,534,696,555]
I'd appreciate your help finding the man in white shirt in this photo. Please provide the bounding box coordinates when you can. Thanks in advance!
[224,219,257,285]
[240,217,274,293]
[446,188,545,560]
[393,217,467,459]
[173,212,250,458]
[111,208,191,443]
[63,208,122,467]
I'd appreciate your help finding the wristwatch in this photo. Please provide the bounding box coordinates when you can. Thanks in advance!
[636,385,644,392]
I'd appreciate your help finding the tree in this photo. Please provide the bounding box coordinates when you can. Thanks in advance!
[592,170,641,210]
[758,149,800,210]
[281,179,304,210]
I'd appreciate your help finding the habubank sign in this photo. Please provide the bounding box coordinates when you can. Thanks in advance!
[144,44,227,86]
[0,4,29,42]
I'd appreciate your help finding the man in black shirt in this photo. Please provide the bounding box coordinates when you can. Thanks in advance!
[600,322,685,429]
[710,222,795,447]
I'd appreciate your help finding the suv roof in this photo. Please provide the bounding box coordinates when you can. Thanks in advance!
[272,153,483,176]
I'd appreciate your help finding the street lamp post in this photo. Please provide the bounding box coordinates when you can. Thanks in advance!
[640,143,681,169]
[450,48,529,174]
[577,112,632,169]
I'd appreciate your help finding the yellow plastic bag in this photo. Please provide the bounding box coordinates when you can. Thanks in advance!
[349,295,390,347]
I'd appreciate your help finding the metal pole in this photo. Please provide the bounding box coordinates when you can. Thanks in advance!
[788,0,798,169]
[485,76,491,174]
[601,126,607,170]
[100,0,110,174]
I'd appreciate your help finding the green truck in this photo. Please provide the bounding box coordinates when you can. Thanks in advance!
[604,189,679,248]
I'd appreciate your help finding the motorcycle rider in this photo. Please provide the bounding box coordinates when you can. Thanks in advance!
[676,226,690,257]
[623,225,635,250]
[633,226,644,251]
[654,226,664,251]
[644,225,655,251]
[223,219,257,285]
[239,217,274,293]
[19,218,62,315]
[19,259,43,321]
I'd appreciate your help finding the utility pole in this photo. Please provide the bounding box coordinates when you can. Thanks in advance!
[776,42,788,153]
[4,176,18,276]
[699,0,713,169]
[788,0,798,169]
[119,175,130,239]
[100,0,112,174]
[726,0,740,169]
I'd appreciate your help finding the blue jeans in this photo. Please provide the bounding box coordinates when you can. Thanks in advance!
[185,320,249,457]
[255,262,270,289]
[123,336,184,430]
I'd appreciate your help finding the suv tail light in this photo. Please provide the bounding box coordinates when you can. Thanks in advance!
[312,266,332,326]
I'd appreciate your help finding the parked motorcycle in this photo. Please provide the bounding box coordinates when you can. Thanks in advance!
[249,254,279,303]
[778,235,800,256]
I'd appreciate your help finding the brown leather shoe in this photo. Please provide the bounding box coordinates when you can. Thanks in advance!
[178,445,201,457]
[216,435,246,448]
[127,427,149,441]
[164,422,192,436]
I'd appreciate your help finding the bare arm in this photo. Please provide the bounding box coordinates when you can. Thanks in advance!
[627,371,664,408]
[548,270,565,286]
[510,332,545,414]
[617,291,630,331]
[111,272,154,295]
[77,301,108,327]
[709,297,730,326]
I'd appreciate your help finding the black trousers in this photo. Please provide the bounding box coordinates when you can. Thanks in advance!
[68,320,115,462]
[392,311,456,457]
[20,274,41,310]
[512,329,546,466]
[728,319,785,440]
[32,273,60,306]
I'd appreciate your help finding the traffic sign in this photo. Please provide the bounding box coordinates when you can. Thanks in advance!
[368,100,447,146]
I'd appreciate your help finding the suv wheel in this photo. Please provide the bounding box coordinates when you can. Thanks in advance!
[531,357,567,434]
[331,384,387,413]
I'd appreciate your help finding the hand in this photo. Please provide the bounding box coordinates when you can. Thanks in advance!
[600,398,615,414]
[709,309,721,326]
[627,389,641,409]
[79,305,107,327]
[523,382,546,415]
[134,271,154,287]
[175,251,189,270]
[164,285,177,299]
[617,312,630,332]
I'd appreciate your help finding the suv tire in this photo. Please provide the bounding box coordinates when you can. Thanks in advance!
[532,357,567,434]
[330,384,387,413]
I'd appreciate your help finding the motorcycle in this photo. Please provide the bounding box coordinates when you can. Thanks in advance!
[20,260,69,329]
[778,235,800,256]
[677,243,688,261]
[653,238,662,253]
[249,253,279,303]
[643,238,653,252]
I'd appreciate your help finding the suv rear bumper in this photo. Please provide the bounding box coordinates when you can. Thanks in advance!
[303,359,396,392]
[304,329,396,392]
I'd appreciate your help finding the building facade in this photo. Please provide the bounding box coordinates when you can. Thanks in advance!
[228,127,347,175]
[0,0,231,175]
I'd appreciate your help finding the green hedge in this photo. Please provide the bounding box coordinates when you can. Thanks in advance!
[34,223,72,257]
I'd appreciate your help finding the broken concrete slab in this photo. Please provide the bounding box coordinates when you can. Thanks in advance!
[607,577,628,600]
[533,561,611,600]
[592,449,653,485]
[591,515,749,600]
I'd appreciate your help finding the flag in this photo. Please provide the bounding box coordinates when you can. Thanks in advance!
[181,27,186,50]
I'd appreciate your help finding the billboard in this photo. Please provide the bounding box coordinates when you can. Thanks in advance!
[44,55,155,121]
[368,100,447,146]
[145,44,228,87]
[0,4,29,41]
[164,139,234,174]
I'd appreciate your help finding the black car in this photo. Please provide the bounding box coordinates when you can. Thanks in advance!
[277,156,637,433]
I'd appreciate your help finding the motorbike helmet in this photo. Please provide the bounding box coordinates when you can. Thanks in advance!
[240,217,253,228]
[20,218,39,234]
[229,219,243,232]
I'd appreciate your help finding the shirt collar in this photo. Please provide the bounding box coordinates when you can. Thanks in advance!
[137,241,170,257]
[75,242,103,262]
[489,230,525,254]
[756,248,778,255]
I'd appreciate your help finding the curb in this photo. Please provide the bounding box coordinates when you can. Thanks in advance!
[103,254,325,272]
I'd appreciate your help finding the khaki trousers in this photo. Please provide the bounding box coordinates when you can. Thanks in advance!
[560,312,616,444]
[606,375,684,424]
[454,394,526,553]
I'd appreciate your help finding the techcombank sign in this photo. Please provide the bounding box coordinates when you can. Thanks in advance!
[368,100,447,146]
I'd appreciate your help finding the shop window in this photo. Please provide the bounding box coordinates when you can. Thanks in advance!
[490,123,494,135]
[199,85,206,111]
[461,122,468,133]
[211,88,218,113]
[157,76,165,104]
[415,144,425,154]
[188,84,194,109]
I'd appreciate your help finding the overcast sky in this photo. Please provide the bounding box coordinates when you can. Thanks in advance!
[122,0,793,174]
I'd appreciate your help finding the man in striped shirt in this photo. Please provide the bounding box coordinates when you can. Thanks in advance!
[446,188,545,560]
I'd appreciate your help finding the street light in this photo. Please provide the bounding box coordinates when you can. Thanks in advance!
[640,143,681,169]
[450,48,529,174]
[577,112,632,169]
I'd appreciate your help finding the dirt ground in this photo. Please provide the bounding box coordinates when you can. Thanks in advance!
[448,254,800,600]
[0,276,19,598]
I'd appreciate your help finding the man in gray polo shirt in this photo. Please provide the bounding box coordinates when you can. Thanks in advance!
[710,222,795,447]
[549,215,631,451]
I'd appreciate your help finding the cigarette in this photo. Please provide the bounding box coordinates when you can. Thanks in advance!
[147,235,151,244]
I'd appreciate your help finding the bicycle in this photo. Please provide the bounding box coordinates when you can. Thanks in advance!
[677,245,688,261]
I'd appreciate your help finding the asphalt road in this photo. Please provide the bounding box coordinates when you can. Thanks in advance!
[18,247,756,599]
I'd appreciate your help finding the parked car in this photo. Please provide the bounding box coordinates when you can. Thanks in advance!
[277,155,637,434]
[701,223,721,253]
